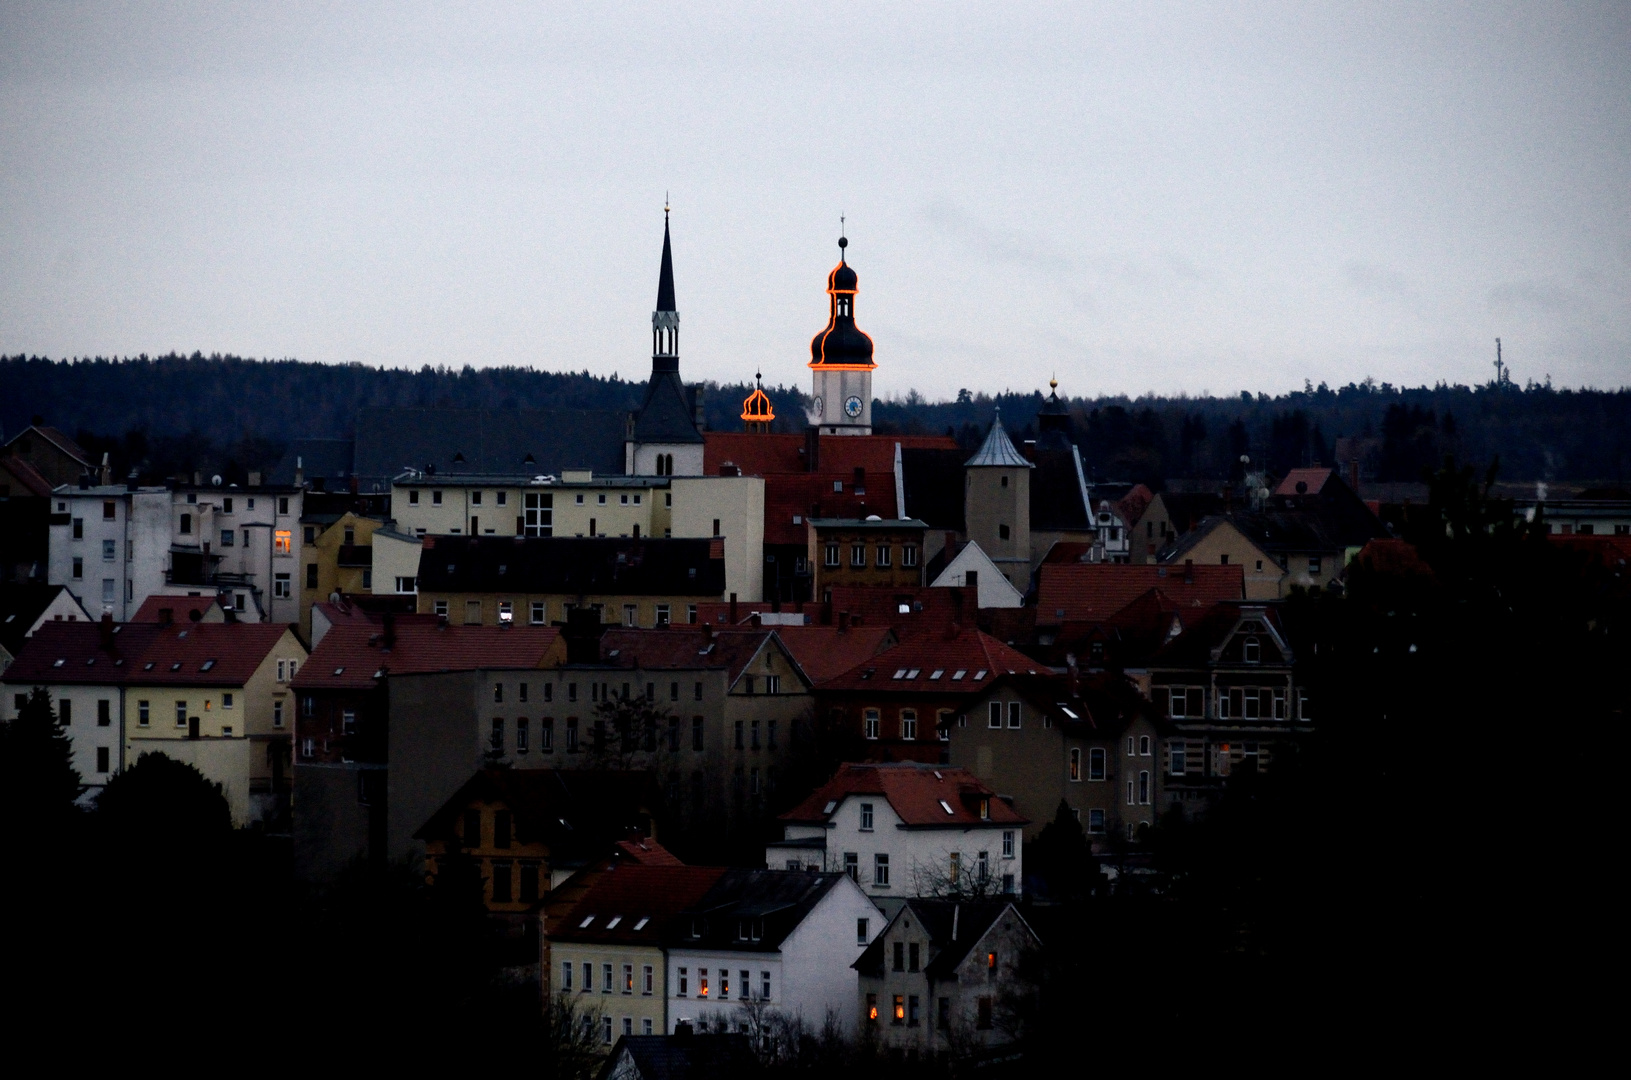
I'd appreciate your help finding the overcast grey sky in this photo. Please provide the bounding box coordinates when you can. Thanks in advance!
[2,2,1627,399]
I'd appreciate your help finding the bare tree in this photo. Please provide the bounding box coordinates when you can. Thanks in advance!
[543,991,610,1080]
[907,850,1009,900]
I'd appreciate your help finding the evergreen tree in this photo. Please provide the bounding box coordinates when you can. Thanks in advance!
[0,685,82,828]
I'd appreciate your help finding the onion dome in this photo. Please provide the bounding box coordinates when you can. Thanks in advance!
[741,371,775,433]
[809,234,876,369]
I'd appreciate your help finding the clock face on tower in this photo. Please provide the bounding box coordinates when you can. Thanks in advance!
[811,396,823,417]
[844,395,864,418]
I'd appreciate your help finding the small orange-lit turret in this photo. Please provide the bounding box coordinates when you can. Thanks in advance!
[741,370,775,433]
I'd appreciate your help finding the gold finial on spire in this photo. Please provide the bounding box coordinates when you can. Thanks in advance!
[1050,374,1058,391]
[665,192,670,218]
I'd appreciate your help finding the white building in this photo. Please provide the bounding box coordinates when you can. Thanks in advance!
[766,763,1028,914]
[928,542,1026,608]
[663,869,882,1038]
[46,484,171,620]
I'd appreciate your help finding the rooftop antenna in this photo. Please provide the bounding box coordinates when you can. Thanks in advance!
[839,214,847,259]
[665,192,670,219]
[1494,337,1504,386]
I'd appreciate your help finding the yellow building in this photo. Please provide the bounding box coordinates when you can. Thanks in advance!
[548,864,728,1045]
[299,510,387,636]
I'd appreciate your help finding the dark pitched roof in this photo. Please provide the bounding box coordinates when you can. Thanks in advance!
[351,407,628,487]
[1036,562,1243,624]
[1153,492,1226,532]
[555,865,728,946]
[633,366,704,445]
[416,536,725,597]
[1148,602,1294,670]
[3,620,290,688]
[0,584,75,656]
[131,595,222,623]
[293,618,562,690]
[596,627,780,683]
[973,670,1154,740]
[774,625,896,684]
[597,1035,756,1080]
[782,763,1027,827]
[1030,446,1089,530]
[0,455,55,497]
[5,425,91,465]
[965,414,1031,468]
[854,899,1025,978]
[816,627,1042,694]
[413,769,661,859]
[663,869,850,952]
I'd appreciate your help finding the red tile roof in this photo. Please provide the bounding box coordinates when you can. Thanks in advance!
[782,763,1027,827]
[3,619,292,687]
[597,627,775,683]
[774,625,897,684]
[131,595,222,623]
[615,837,683,865]
[1116,484,1155,527]
[293,620,562,690]
[1352,538,1438,580]
[817,626,1043,693]
[1274,467,1335,497]
[1036,563,1243,624]
[705,433,958,545]
[823,585,977,640]
[553,865,729,946]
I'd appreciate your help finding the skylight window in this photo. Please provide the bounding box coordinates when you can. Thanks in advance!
[579,916,595,929]
[905,668,921,679]
[52,659,65,668]
[178,630,188,639]
[951,669,967,680]
[333,667,344,676]
[200,660,215,671]
[608,650,620,658]
[605,916,622,929]
[1058,705,1079,719]
[85,658,95,666]
[170,662,182,671]
[144,662,155,670]
[928,669,944,680]
[973,669,988,680]
[892,669,908,680]
[823,800,838,814]
[938,800,955,815]
[633,917,650,931]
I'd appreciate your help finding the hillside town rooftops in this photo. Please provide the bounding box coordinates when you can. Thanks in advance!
[1036,562,1244,624]
[416,536,726,597]
[294,617,561,690]
[555,865,729,947]
[817,627,1041,694]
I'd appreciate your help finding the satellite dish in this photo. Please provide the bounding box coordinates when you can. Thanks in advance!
[212,474,223,486]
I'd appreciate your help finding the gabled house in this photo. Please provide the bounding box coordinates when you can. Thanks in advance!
[662,869,883,1036]
[1146,602,1309,816]
[596,1032,756,1080]
[550,864,729,1044]
[768,763,1027,909]
[1,615,306,822]
[1034,558,1244,640]
[0,582,92,675]
[950,671,1162,845]
[3,424,93,488]
[854,898,1039,1053]
[927,541,1025,608]
[813,628,1045,764]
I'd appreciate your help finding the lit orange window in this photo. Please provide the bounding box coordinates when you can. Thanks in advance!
[893,995,905,1022]
[987,951,998,970]
[274,530,292,554]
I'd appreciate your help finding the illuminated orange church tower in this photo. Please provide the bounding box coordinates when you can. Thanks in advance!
[806,230,876,435]
[740,370,775,434]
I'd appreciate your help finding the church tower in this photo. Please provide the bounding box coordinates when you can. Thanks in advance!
[964,409,1034,591]
[806,230,876,435]
[628,208,705,476]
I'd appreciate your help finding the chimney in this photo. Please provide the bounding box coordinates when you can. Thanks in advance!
[771,596,781,614]
[99,613,114,649]
[1184,558,1194,584]
[294,456,304,487]
[729,593,738,624]
[382,611,397,649]
[100,452,111,486]
[193,471,202,487]
[693,384,706,430]
[750,612,761,627]
[349,473,360,495]
[126,469,139,492]
[1066,652,1080,697]
[804,425,820,472]
[675,1021,694,1040]
[1348,459,1360,495]
[437,612,448,629]
[77,472,90,490]
[951,587,964,626]
[945,531,957,556]
[248,470,262,487]
[838,610,850,632]
[702,621,714,642]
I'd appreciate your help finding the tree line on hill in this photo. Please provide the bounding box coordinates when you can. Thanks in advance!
[4,353,1628,488]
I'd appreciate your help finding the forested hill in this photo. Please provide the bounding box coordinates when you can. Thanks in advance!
[3,353,1628,487]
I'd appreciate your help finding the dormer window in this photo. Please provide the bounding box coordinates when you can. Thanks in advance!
[1243,636,1261,664]
[979,798,991,820]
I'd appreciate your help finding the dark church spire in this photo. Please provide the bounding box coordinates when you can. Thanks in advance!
[653,203,679,365]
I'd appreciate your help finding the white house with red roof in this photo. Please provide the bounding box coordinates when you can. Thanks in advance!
[767,763,1027,914]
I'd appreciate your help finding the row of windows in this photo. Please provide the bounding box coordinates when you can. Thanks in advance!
[672,967,773,1003]
[406,488,673,510]
[822,544,920,569]
[866,993,994,1031]
[490,679,707,706]
[1156,685,1308,721]
[486,715,714,755]
[861,708,952,742]
[435,599,695,629]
